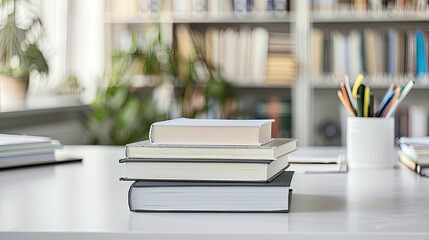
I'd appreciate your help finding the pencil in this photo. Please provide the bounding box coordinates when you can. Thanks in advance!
[352,74,364,98]
[337,90,356,117]
[363,85,370,117]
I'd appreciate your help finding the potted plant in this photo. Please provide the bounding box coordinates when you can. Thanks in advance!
[88,32,174,145]
[0,0,49,104]
[175,25,235,118]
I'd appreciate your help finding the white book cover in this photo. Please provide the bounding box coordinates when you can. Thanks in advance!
[311,28,323,76]
[205,27,220,67]
[348,30,362,77]
[251,27,269,83]
[332,30,346,77]
[152,118,274,127]
[409,106,428,137]
[238,26,252,83]
[149,118,275,145]
[223,28,238,80]
[126,138,297,160]
[0,134,52,148]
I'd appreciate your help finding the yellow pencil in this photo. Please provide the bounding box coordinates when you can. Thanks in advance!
[363,86,370,117]
[352,74,364,98]
[337,90,356,117]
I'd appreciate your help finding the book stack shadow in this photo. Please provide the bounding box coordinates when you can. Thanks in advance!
[120,118,297,212]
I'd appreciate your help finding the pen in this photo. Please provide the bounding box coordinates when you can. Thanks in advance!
[357,85,365,117]
[381,88,400,117]
[375,90,394,117]
[385,80,415,118]
[369,92,374,117]
[357,94,363,117]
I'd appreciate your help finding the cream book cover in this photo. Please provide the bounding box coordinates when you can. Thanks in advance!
[149,118,274,145]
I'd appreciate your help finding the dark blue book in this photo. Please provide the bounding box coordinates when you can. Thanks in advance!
[126,171,294,212]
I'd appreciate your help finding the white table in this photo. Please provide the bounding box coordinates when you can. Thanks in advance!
[1,146,429,240]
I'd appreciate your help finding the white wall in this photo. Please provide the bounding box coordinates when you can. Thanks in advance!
[67,0,105,103]
[39,0,68,89]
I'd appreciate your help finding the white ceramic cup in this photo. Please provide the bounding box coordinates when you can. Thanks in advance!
[347,117,395,169]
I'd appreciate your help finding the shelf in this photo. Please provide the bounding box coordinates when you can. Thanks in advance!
[311,76,429,89]
[106,12,294,24]
[173,12,294,24]
[312,11,429,23]
[105,14,172,24]
[231,83,293,89]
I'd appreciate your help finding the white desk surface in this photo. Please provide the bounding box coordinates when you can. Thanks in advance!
[1,146,429,240]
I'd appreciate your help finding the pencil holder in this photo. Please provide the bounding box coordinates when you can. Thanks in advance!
[347,117,395,169]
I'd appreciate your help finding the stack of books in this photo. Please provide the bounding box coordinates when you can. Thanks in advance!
[398,137,429,177]
[0,134,62,169]
[121,118,297,212]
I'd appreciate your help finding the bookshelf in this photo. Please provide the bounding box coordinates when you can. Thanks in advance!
[309,1,429,145]
[104,0,301,142]
[104,0,429,146]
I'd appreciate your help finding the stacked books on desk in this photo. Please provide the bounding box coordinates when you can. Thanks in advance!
[0,134,62,169]
[398,137,429,177]
[121,118,297,212]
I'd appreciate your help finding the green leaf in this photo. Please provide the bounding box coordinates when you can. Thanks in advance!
[23,44,49,74]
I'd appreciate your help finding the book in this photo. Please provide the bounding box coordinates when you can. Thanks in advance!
[0,134,82,169]
[127,170,294,212]
[0,152,56,169]
[0,152,82,169]
[0,134,54,150]
[398,137,429,162]
[149,118,274,145]
[126,138,297,160]
[398,150,429,177]
[120,153,290,182]
[287,147,347,174]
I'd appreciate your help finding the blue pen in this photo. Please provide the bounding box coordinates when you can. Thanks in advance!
[375,91,394,117]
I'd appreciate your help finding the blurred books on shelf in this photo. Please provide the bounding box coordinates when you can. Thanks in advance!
[395,105,428,138]
[312,0,429,13]
[203,26,297,86]
[255,97,292,138]
[107,0,294,18]
[398,137,429,177]
[310,28,429,84]
[121,118,298,212]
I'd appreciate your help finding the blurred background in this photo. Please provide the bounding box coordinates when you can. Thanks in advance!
[1,0,429,146]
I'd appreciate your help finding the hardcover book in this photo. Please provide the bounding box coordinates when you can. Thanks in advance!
[127,171,294,212]
[120,153,290,182]
[398,150,429,177]
[149,118,274,146]
[126,138,297,160]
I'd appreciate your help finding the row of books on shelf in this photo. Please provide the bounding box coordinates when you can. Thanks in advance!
[255,96,292,138]
[120,118,297,212]
[312,0,429,13]
[176,25,296,86]
[109,0,293,16]
[311,28,429,81]
[395,105,429,138]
